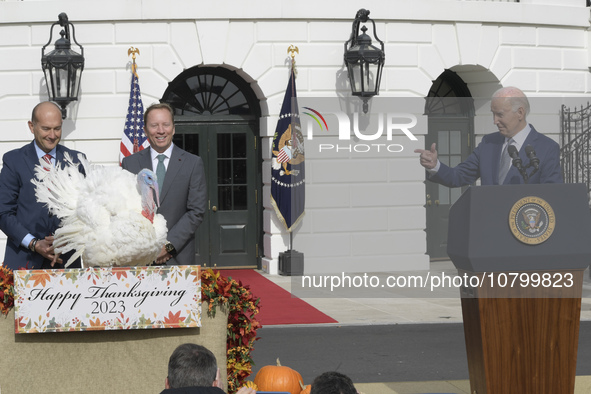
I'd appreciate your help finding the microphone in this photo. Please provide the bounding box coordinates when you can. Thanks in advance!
[507,145,522,169]
[525,145,540,170]
[508,144,528,183]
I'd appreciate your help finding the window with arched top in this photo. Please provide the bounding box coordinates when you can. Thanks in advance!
[161,65,261,118]
[425,69,474,117]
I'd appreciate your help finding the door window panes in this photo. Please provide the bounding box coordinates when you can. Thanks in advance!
[173,133,199,155]
[217,133,247,211]
[450,130,461,155]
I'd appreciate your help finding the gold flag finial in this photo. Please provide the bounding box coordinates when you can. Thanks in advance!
[287,45,299,59]
[287,45,299,75]
[128,47,140,78]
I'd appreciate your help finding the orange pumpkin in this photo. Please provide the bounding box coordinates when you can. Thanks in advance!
[254,358,303,394]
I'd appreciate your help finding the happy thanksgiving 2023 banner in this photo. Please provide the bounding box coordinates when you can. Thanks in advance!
[13,265,201,334]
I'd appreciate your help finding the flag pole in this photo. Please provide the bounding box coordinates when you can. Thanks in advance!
[287,45,298,252]
[271,45,305,275]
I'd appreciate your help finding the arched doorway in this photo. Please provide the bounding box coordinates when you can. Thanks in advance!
[161,65,262,269]
[424,69,475,260]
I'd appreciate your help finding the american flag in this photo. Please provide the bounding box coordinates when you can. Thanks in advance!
[119,70,147,164]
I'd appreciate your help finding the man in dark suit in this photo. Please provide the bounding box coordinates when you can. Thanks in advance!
[161,343,255,394]
[122,103,206,266]
[415,86,563,186]
[0,101,85,269]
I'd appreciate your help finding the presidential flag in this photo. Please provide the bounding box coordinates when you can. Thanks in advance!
[270,63,305,232]
[119,69,147,164]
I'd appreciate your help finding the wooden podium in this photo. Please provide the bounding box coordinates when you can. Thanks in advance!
[448,184,591,394]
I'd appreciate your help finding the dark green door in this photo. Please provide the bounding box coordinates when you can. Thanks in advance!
[426,118,472,259]
[174,121,260,268]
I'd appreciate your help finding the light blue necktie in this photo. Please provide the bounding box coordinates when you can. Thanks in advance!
[156,154,166,191]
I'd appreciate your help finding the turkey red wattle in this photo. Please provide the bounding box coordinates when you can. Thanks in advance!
[138,169,160,224]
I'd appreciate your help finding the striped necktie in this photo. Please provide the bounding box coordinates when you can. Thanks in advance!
[42,153,52,171]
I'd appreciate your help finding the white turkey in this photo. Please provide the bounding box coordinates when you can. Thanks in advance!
[32,152,167,267]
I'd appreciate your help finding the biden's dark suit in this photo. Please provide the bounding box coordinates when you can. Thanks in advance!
[429,125,563,187]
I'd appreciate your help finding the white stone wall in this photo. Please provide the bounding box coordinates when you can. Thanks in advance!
[0,0,589,274]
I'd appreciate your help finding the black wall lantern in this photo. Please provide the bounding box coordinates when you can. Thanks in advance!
[344,9,385,114]
[41,13,84,119]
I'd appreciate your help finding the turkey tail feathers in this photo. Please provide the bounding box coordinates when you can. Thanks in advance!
[33,152,87,219]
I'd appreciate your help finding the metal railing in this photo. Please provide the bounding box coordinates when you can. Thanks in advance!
[560,103,591,197]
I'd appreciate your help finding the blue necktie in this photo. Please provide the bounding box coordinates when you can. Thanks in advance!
[156,154,166,191]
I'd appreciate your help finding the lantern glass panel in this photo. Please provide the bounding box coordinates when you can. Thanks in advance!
[69,64,83,98]
[364,62,378,95]
[43,66,56,99]
[56,67,69,98]
[348,63,362,94]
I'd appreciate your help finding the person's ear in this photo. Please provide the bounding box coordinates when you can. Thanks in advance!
[213,368,223,388]
[165,377,171,389]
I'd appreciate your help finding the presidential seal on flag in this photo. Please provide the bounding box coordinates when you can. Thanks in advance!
[273,123,304,175]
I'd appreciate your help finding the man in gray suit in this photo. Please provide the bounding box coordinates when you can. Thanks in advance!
[122,103,206,265]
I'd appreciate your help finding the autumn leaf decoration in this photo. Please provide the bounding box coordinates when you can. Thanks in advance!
[0,267,15,316]
[29,272,52,287]
[201,268,262,393]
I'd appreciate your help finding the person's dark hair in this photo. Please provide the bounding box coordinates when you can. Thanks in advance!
[167,343,218,388]
[310,371,357,394]
[144,102,175,126]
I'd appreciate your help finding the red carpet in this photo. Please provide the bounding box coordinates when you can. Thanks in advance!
[218,269,337,326]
